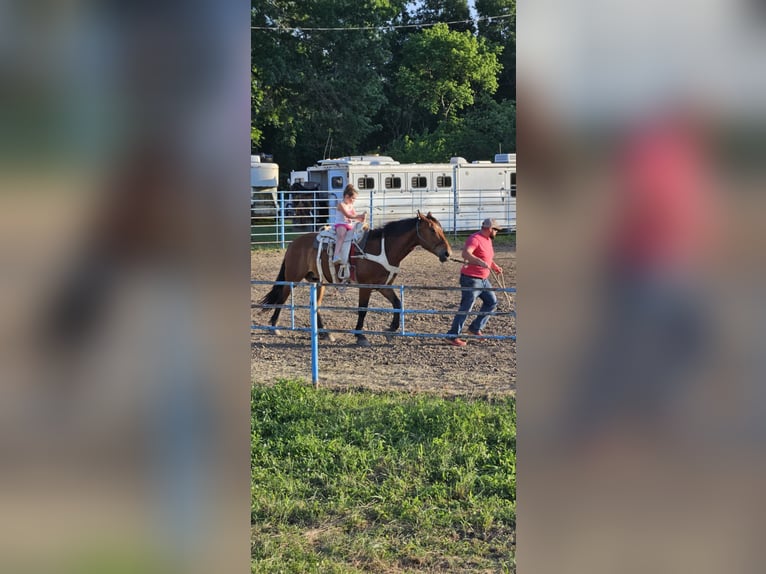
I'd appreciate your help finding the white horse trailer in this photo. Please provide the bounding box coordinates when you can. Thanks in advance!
[289,154,516,233]
[251,154,279,217]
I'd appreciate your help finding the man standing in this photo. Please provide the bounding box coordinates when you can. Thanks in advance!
[446,219,504,347]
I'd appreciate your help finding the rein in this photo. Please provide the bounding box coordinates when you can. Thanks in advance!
[415,218,426,246]
[359,217,426,283]
[347,217,438,285]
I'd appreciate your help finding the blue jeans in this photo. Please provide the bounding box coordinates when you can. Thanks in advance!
[447,275,498,337]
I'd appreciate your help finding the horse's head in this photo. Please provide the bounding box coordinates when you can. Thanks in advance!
[415,211,452,262]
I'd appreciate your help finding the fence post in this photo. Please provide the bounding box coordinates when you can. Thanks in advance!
[309,283,320,387]
[452,187,458,237]
[399,284,406,335]
[279,192,286,249]
[368,191,374,228]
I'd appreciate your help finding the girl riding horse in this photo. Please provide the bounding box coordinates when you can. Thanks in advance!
[259,211,452,347]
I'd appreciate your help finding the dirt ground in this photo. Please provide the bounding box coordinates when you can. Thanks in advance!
[251,240,516,397]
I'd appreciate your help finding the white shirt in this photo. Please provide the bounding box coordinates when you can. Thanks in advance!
[333,202,355,225]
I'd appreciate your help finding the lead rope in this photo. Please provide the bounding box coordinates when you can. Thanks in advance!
[491,268,513,310]
[450,257,512,311]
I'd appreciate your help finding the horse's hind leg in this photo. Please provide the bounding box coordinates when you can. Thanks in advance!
[378,287,402,340]
[315,284,335,342]
[269,284,291,335]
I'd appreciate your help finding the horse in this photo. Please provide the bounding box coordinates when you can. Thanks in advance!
[289,181,328,232]
[258,211,452,346]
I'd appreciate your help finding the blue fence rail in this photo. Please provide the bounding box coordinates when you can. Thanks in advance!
[251,280,516,386]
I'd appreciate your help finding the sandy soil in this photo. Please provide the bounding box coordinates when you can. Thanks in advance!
[251,239,516,397]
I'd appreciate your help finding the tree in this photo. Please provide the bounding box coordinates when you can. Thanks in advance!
[448,95,516,157]
[410,0,474,33]
[395,23,501,122]
[385,95,515,163]
[251,0,408,175]
[251,68,264,147]
[252,1,514,175]
[475,0,515,101]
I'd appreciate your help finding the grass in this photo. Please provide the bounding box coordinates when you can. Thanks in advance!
[251,380,516,573]
[451,230,516,248]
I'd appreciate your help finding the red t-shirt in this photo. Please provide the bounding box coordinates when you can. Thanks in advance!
[461,232,495,279]
[610,119,713,273]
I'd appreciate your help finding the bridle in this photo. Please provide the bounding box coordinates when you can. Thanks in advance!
[415,217,445,254]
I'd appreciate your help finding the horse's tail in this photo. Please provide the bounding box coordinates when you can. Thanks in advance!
[258,259,286,311]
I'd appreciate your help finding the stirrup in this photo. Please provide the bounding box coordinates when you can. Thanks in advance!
[338,264,350,281]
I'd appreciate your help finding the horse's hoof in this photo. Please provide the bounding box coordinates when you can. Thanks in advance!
[384,331,395,342]
[272,328,281,337]
[320,333,336,343]
[356,336,371,347]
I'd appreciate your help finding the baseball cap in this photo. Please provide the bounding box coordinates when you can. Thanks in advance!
[481,218,502,231]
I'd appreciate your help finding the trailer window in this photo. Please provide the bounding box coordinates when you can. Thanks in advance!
[331,176,344,189]
[357,177,375,190]
[411,176,427,188]
[436,175,452,188]
[384,176,402,190]
[511,172,516,198]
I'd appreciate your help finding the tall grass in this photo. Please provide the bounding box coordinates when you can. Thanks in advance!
[251,380,516,573]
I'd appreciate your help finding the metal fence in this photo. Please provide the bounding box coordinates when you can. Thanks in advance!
[251,280,516,386]
[251,187,516,247]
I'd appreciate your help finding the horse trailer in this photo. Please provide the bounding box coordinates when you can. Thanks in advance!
[251,153,279,218]
[288,154,516,233]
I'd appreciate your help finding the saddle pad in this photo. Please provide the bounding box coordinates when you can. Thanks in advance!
[314,223,366,249]
[316,226,334,242]
[313,226,334,249]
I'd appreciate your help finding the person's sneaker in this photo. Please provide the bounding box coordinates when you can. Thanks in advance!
[468,329,485,339]
[447,337,467,347]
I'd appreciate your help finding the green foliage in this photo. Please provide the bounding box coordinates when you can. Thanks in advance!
[386,96,515,162]
[411,0,474,34]
[251,380,516,572]
[449,95,516,157]
[396,23,501,120]
[253,2,515,176]
[476,0,516,100]
[251,67,265,147]
[252,0,409,168]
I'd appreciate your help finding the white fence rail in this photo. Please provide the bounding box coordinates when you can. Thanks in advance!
[251,187,516,247]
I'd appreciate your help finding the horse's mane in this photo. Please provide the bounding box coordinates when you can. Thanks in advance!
[367,214,441,241]
[367,218,416,241]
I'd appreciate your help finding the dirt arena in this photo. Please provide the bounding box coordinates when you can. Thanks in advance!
[251,239,516,397]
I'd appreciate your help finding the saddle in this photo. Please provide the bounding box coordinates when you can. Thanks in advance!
[314,222,369,283]
[314,222,369,250]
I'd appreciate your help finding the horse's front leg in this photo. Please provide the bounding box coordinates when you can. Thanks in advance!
[354,288,373,347]
[378,288,402,340]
